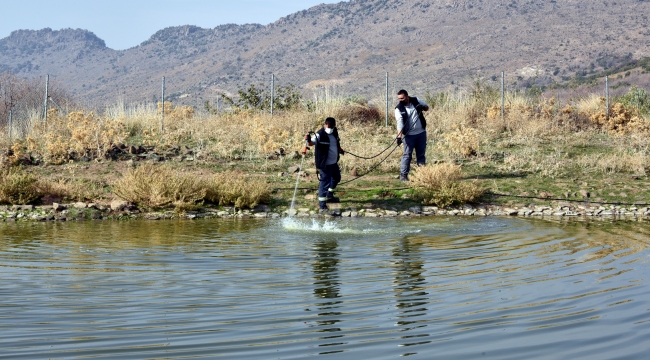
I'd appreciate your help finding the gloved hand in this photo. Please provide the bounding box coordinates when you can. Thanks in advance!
[339,149,345,155]
[396,137,403,146]
[415,104,423,112]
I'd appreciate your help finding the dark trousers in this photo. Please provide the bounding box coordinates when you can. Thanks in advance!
[318,164,341,208]
[401,131,427,176]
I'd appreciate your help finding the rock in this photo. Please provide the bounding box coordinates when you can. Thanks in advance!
[305,194,316,200]
[385,210,398,217]
[409,206,422,214]
[52,203,65,212]
[288,166,300,173]
[90,210,102,220]
[504,208,518,216]
[147,153,161,161]
[254,213,268,218]
[341,211,351,217]
[350,168,358,176]
[110,200,129,212]
[74,202,87,209]
[365,212,379,217]
[287,209,298,216]
[350,211,359,217]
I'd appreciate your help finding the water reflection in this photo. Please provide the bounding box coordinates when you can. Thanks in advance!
[311,239,346,354]
[392,237,431,356]
[2,218,650,359]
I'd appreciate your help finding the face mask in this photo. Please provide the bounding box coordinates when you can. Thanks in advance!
[399,100,408,106]
[325,127,333,134]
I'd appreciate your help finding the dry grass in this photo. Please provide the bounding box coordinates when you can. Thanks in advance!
[2,86,650,208]
[113,163,205,211]
[204,170,271,209]
[409,163,485,207]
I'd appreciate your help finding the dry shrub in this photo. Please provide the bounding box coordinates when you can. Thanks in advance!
[158,101,195,120]
[204,170,271,209]
[30,110,128,164]
[590,102,650,134]
[36,178,107,202]
[410,163,484,207]
[0,167,40,205]
[334,103,381,125]
[443,125,479,157]
[113,163,205,211]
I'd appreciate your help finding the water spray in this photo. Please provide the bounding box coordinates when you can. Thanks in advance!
[288,131,314,216]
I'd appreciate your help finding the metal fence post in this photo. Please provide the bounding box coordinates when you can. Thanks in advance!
[501,71,505,123]
[161,76,165,132]
[43,74,49,124]
[8,110,12,140]
[271,74,275,117]
[605,75,610,120]
[385,72,389,127]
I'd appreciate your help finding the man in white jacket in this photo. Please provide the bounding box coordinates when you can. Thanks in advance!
[395,89,429,182]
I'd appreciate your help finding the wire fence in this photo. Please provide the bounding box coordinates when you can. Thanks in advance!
[2,70,648,140]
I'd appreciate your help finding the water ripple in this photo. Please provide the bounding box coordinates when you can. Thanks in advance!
[1,218,650,359]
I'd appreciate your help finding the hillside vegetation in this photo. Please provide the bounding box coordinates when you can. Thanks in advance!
[1,0,649,107]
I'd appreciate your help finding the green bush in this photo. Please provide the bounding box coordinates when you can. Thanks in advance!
[618,86,650,116]
[0,168,41,205]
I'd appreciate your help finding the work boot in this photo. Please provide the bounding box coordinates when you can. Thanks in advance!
[399,174,409,182]
[326,196,340,203]
[318,208,330,214]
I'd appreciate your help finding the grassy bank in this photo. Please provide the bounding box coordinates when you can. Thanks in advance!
[2,84,650,213]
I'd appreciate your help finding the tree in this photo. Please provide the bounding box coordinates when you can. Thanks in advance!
[220,83,303,112]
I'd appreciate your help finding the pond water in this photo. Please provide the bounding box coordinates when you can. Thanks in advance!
[1,217,650,359]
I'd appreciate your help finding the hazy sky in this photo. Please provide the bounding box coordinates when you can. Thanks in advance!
[0,0,345,50]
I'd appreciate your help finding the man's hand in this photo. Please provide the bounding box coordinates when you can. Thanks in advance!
[304,134,310,141]
[396,137,403,146]
[339,148,345,155]
[415,104,423,112]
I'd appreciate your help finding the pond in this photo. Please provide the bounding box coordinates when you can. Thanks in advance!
[1,217,649,359]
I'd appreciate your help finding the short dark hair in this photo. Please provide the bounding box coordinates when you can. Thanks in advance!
[324,117,336,128]
[397,89,409,96]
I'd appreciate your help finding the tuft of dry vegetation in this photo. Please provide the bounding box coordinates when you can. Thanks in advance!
[204,170,271,209]
[409,163,485,208]
[113,163,205,211]
[0,167,40,205]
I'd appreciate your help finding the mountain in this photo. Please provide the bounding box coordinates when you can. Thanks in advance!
[1,0,649,107]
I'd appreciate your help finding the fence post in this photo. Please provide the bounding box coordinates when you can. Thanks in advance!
[161,76,165,132]
[43,74,49,124]
[385,72,389,127]
[271,74,275,117]
[8,110,12,140]
[501,71,505,124]
[605,75,610,120]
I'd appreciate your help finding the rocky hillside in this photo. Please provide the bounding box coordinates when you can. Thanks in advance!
[1,0,649,107]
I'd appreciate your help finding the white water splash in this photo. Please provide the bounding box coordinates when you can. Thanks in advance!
[281,217,422,235]
[282,217,350,233]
